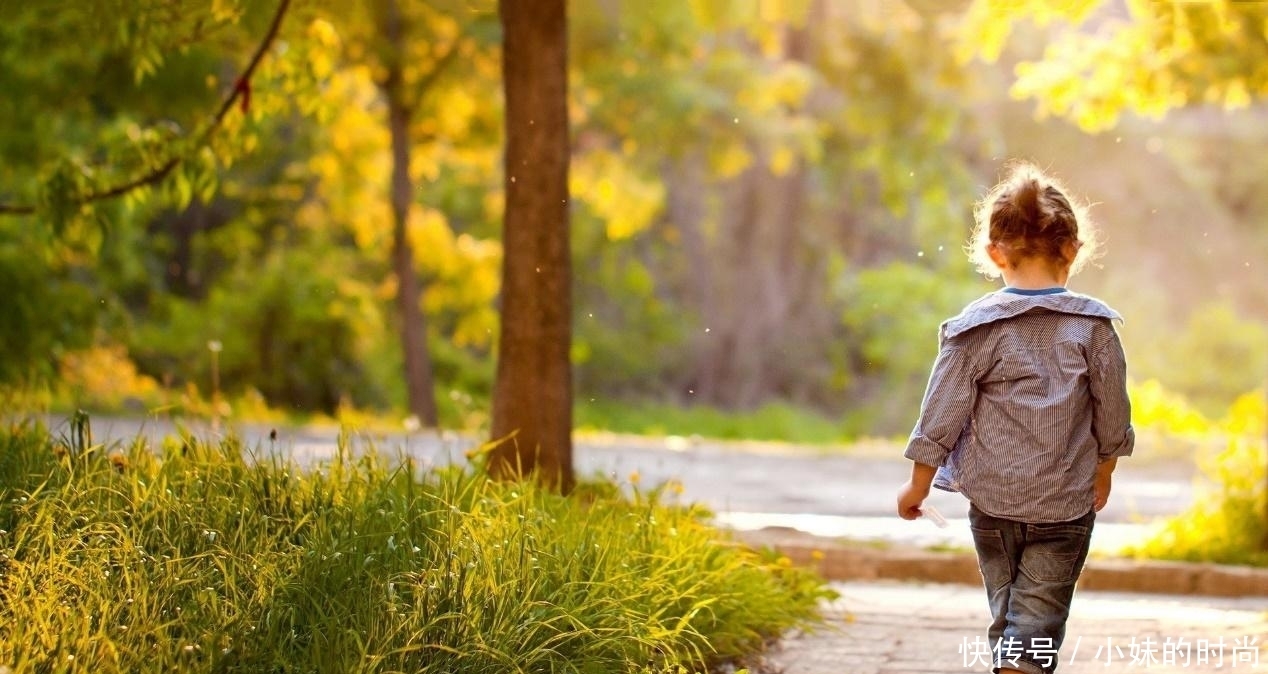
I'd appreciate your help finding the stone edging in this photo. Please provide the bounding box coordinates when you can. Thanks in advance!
[735,527,1268,597]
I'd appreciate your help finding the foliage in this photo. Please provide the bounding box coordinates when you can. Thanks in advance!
[0,0,316,224]
[127,245,389,414]
[959,0,1268,131]
[836,261,989,435]
[0,422,832,672]
[1130,302,1268,418]
[57,344,164,411]
[1127,379,1214,438]
[1126,391,1268,566]
[565,0,985,413]
[0,236,98,387]
[2,0,1267,443]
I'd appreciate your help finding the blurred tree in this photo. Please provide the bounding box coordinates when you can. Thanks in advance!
[569,0,980,416]
[489,0,573,491]
[310,0,500,427]
[0,1,505,417]
[0,0,304,392]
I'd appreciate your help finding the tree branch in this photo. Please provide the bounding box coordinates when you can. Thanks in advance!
[0,0,292,216]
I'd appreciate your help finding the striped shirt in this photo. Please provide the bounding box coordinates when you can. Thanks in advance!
[903,288,1135,523]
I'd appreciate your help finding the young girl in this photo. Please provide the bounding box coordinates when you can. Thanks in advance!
[896,162,1134,674]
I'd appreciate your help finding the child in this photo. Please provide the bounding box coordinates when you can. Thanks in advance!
[896,162,1134,674]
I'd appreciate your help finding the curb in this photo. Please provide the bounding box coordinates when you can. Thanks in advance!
[735,526,1268,598]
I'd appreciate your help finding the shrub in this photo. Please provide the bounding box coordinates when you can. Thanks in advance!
[129,248,388,414]
[1126,391,1268,566]
[0,239,97,388]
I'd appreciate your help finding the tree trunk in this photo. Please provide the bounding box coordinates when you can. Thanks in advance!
[490,0,574,492]
[383,0,439,427]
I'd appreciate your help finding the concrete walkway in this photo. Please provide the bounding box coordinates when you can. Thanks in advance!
[763,580,1268,674]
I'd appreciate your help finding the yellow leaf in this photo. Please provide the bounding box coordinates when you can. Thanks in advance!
[409,206,457,274]
[307,18,340,48]
[309,50,333,80]
[769,146,796,177]
[435,87,476,138]
[771,63,814,107]
[211,0,241,23]
[708,142,752,179]
[571,150,665,241]
[432,14,461,42]
[752,22,782,59]
[1223,79,1251,109]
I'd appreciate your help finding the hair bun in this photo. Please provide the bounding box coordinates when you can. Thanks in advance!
[1014,178,1042,235]
[967,161,1099,279]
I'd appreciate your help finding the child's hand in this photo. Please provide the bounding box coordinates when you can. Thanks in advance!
[1094,457,1117,512]
[897,480,930,520]
[1094,470,1112,512]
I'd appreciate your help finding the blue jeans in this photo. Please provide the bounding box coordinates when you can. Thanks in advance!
[969,504,1095,674]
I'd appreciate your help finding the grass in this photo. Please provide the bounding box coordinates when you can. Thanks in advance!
[575,399,852,446]
[0,419,834,673]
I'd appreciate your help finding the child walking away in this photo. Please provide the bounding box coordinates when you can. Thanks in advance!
[896,162,1134,674]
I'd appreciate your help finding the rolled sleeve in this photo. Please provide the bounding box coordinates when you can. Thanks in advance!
[904,343,976,468]
[1090,333,1134,461]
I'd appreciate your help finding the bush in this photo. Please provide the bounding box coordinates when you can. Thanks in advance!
[1126,391,1268,566]
[1133,302,1268,418]
[56,344,164,411]
[0,422,832,672]
[0,238,97,387]
[836,262,988,435]
[129,247,388,414]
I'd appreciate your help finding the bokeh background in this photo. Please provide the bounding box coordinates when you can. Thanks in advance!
[1,0,1264,441]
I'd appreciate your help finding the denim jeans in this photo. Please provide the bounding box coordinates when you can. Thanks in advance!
[969,503,1095,674]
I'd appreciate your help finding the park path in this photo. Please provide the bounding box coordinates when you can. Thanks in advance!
[66,415,1197,550]
[764,580,1268,674]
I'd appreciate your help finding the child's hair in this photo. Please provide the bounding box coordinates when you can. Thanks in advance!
[967,161,1099,279]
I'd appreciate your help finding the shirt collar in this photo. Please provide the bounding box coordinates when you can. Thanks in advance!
[941,290,1122,340]
[1002,286,1068,296]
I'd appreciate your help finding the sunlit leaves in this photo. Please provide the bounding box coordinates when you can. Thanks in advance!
[688,0,812,33]
[304,19,341,80]
[955,0,1100,64]
[293,58,501,352]
[959,0,1268,131]
[0,0,307,235]
[571,150,665,241]
[708,142,754,180]
[408,206,500,350]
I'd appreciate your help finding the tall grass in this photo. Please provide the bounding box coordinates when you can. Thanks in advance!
[0,421,831,673]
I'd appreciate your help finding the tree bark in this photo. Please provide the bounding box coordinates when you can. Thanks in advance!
[490,0,574,492]
[382,0,439,427]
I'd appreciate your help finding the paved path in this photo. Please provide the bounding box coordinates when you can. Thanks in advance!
[63,415,1198,551]
[765,581,1268,673]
